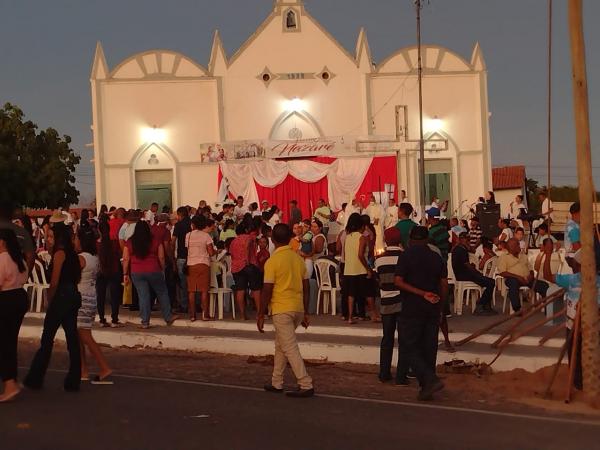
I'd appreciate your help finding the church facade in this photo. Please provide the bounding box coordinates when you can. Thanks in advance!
[90,0,492,215]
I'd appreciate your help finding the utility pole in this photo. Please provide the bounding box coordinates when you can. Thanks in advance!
[415,0,426,216]
[567,0,600,406]
[547,0,552,195]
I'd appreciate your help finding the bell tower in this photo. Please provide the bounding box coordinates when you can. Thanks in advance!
[274,0,304,32]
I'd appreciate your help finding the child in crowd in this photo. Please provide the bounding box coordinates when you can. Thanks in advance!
[535,223,558,249]
[219,219,236,242]
[514,227,527,253]
[257,236,270,272]
[299,220,313,256]
[478,238,496,271]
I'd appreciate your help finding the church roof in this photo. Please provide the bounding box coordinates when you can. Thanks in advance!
[492,165,526,190]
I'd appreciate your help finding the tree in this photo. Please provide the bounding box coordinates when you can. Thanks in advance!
[0,102,80,208]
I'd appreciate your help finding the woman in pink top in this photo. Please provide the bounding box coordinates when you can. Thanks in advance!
[185,215,215,321]
[122,221,178,329]
[0,229,29,402]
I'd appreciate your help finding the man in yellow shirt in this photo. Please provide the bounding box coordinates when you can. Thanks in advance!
[257,223,313,397]
[498,238,549,312]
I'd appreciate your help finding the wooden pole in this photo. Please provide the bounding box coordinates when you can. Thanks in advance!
[543,338,569,399]
[566,303,582,403]
[454,289,564,347]
[454,313,517,347]
[491,289,565,348]
[547,0,553,195]
[539,322,565,346]
[488,307,566,368]
[568,0,600,406]
[506,307,566,345]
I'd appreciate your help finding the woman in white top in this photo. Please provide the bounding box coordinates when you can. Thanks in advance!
[309,219,327,261]
[0,229,29,402]
[75,228,113,384]
[267,205,281,227]
[497,219,513,243]
[185,215,216,321]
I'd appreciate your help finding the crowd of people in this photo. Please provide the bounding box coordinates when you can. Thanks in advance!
[1,189,599,403]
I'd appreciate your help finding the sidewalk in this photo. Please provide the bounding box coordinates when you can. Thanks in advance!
[22,308,563,372]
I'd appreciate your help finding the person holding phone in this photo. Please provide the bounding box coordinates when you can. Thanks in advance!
[257,223,313,398]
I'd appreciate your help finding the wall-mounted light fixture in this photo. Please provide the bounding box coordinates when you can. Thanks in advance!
[284,97,306,112]
[425,115,443,133]
[141,126,166,144]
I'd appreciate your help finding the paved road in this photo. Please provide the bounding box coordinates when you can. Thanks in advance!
[1,372,598,450]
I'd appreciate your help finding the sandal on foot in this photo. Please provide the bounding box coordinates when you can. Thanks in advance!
[91,375,114,385]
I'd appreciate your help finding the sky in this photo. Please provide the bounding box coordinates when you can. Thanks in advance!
[1,0,599,204]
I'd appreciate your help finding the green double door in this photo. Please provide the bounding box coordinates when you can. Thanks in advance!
[424,160,452,216]
[135,170,173,211]
[136,184,172,211]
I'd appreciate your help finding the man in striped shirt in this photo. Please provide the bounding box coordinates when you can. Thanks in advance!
[375,227,407,385]
[468,216,483,252]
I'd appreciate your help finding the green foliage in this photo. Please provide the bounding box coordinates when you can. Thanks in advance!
[525,178,541,212]
[0,103,80,208]
[526,177,599,212]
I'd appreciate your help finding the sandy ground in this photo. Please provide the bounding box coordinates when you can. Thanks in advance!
[13,338,600,420]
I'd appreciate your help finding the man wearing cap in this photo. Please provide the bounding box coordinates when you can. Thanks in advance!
[452,232,497,315]
[394,226,447,400]
[375,227,407,384]
[427,207,450,261]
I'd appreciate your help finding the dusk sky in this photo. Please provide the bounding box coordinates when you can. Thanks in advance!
[1,0,598,204]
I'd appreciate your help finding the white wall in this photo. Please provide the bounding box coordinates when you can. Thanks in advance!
[179,164,219,207]
[91,2,491,211]
[495,188,522,218]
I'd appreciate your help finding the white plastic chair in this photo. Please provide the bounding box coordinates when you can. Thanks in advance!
[497,275,530,314]
[209,261,234,319]
[314,259,341,316]
[30,260,49,312]
[454,257,498,315]
[454,281,482,315]
[446,258,456,287]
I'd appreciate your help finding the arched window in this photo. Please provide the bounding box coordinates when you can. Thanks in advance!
[285,10,297,30]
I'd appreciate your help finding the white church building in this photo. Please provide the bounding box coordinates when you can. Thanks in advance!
[90,0,492,215]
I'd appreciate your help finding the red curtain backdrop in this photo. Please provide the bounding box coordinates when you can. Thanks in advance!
[255,173,329,223]
[218,155,397,222]
[355,156,398,209]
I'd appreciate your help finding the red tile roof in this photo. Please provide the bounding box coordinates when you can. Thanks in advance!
[492,165,526,190]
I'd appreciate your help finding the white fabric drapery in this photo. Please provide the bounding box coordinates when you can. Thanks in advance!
[219,158,373,210]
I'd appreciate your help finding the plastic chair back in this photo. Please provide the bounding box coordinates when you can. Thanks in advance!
[314,259,338,289]
[482,257,497,278]
[35,260,49,285]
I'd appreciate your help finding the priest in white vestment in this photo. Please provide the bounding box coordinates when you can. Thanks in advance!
[366,195,385,252]
[384,198,399,229]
